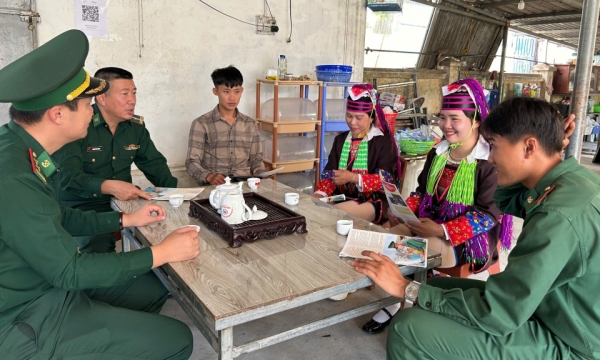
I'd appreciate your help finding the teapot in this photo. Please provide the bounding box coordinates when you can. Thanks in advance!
[219,190,253,225]
[209,177,243,211]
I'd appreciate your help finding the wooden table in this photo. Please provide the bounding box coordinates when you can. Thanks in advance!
[112,179,441,360]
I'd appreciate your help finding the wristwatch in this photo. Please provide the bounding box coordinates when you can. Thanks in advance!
[404,281,421,303]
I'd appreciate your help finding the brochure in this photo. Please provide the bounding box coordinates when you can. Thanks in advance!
[258,167,285,178]
[379,172,419,223]
[339,229,428,268]
[144,187,204,201]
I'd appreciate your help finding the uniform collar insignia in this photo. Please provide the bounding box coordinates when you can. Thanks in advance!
[92,113,101,127]
[29,148,47,184]
[36,151,57,177]
[130,114,144,125]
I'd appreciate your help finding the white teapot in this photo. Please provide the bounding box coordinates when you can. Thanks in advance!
[209,177,243,211]
[220,190,253,225]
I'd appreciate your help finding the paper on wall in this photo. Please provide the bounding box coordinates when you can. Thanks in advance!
[73,0,108,39]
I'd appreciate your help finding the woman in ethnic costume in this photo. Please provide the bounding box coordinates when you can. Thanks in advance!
[313,84,400,225]
[361,78,513,334]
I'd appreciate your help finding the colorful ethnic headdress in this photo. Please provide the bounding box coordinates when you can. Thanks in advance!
[441,78,490,121]
[343,84,401,175]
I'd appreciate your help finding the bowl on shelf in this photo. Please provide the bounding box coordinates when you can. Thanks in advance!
[315,64,353,83]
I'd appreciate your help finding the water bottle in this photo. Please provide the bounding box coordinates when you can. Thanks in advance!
[395,130,403,155]
[278,55,287,80]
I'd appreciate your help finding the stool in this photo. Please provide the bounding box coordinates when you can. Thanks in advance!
[435,243,502,277]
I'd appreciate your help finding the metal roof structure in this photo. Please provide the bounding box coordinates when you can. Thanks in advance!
[408,0,592,69]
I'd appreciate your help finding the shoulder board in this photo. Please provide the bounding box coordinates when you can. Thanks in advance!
[92,113,100,126]
[130,115,144,125]
[28,148,47,184]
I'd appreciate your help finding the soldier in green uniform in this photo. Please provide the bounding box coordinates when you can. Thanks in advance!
[0,29,199,359]
[50,66,177,253]
[353,97,600,360]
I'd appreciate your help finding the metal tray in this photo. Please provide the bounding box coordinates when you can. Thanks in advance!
[188,192,307,248]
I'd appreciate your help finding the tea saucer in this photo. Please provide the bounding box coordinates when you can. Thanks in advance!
[250,210,268,220]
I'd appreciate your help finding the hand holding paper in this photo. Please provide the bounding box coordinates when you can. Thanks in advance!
[406,218,445,238]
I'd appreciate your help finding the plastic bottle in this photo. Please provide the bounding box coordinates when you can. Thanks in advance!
[395,130,403,155]
[278,55,287,80]
[588,96,594,114]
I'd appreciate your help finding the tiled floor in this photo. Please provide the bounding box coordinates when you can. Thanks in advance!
[158,155,600,359]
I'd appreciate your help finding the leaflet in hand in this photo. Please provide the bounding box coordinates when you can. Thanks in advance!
[339,229,428,268]
[379,172,419,223]
[144,187,204,201]
[257,167,284,178]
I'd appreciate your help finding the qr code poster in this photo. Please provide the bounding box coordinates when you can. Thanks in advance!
[73,0,108,39]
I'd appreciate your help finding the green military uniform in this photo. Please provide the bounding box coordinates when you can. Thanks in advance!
[50,102,177,252]
[0,30,191,359]
[387,157,600,360]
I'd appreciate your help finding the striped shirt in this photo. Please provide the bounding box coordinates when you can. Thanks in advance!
[185,106,266,184]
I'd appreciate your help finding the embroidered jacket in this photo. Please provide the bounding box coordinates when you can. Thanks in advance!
[406,136,502,271]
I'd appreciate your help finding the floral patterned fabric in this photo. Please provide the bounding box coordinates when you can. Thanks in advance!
[406,161,495,247]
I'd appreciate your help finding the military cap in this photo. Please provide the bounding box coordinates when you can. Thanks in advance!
[0,29,108,111]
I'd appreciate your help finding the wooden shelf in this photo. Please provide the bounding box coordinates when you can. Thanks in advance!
[263,159,319,173]
[256,118,320,133]
[257,79,322,86]
[257,79,322,185]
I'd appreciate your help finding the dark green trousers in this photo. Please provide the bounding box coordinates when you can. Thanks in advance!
[387,277,581,360]
[0,272,192,359]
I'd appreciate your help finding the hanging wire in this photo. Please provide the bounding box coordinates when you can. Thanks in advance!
[264,0,273,17]
[287,0,293,42]
[198,0,257,27]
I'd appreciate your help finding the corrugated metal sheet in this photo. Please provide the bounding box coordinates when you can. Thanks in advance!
[417,3,503,69]
[416,0,592,70]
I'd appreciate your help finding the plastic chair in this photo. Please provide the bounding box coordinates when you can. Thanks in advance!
[435,243,501,277]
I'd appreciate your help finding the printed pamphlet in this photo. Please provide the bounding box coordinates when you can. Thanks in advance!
[144,187,204,201]
[379,172,419,223]
[339,229,428,268]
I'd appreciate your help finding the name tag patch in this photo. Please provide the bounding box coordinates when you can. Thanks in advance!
[124,144,140,150]
[87,146,103,152]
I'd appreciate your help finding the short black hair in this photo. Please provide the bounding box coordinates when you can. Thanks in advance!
[481,97,564,156]
[211,66,243,88]
[94,67,133,82]
[9,100,79,126]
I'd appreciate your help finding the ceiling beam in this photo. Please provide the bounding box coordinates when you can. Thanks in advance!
[479,0,582,9]
[536,28,584,34]
[508,10,581,20]
[441,0,507,21]
[409,0,578,49]
[479,0,545,9]
[512,18,586,26]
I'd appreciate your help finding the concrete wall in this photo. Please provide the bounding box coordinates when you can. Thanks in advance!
[34,0,366,168]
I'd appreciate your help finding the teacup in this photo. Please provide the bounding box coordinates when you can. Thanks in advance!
[336,220,353,236]
[247,177,260,191]
[284,192,299,205]
[168,194,184,208]
[183,225,201,232]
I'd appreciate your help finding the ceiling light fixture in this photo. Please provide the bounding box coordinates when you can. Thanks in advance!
[518,0,525,10]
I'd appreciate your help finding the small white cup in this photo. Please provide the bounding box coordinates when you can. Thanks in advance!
[184,225,201,232]
[284,192,300,205]
[336,220,353,236]
[247,177,260,191]
[168,194,184,208]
